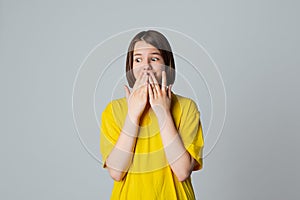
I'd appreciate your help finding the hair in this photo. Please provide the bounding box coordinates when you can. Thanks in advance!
[125,30,176,88]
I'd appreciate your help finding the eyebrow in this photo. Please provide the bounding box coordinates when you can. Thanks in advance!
[133,52,161,56]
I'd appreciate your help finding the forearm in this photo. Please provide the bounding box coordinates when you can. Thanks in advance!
[158,112,195,182]
[106,115,139,181]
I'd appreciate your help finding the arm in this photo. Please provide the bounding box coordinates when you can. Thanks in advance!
[157,112,196,182]
[105,72,149,181]
[105,115,139,181]
[148,71,197,182]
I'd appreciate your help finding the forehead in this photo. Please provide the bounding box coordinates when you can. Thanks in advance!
[133,41,160,53]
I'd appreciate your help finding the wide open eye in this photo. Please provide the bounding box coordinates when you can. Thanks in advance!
[134,58,142,63]
[151,57,159,61]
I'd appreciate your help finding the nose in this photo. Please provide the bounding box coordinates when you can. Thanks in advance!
[143,63,152,70]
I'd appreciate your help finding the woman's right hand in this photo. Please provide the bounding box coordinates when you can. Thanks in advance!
[124,72,149,124]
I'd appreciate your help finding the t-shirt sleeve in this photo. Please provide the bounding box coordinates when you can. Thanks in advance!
[100,102,122,168]
[178,99,204,171]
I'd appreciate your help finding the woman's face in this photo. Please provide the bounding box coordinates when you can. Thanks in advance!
[132,41,165,84]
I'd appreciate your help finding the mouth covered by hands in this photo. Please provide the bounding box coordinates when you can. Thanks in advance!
[147,71,172,120]
[124,71,149,124]
[124,70,173,124]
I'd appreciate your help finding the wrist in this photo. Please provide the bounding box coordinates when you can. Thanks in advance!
[157,110,173,128]
[122,115,140,138]
[157,109,172,121]
[126,113,140,126]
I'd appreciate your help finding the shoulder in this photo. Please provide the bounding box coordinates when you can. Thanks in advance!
[102,97,127,116]
[172,93,199,114]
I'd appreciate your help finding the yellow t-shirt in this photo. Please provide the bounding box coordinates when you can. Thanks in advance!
[100,93,204,200]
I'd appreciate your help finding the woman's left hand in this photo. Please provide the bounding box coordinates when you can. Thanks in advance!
[148,71,172,120]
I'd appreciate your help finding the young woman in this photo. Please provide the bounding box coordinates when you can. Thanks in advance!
[100,30,204,199]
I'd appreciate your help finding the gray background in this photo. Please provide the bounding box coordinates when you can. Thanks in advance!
[1,0,299,199]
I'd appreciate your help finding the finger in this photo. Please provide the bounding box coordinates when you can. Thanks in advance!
[149,72,160,94]
[162,71,167,92]
[134,72,147,91]
[149,71,159,84]
[149,74,158,98]
[149,75,158,92]
[148,83,154,100]
[144,82,148,96]
[137,72,147,90]
[141,72,149,85]
[148,72,154,85]
[168,84,172,98]
[136,71,144,84]
[133,72,145,90]
[124,85,130,99]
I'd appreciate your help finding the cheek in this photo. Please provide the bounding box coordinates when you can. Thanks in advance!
[152,71,162,83]
[153,63,165,71]
[133,67,142,79]
[157,74,163,83]
[153,65,166,83]
[153,65,163,76]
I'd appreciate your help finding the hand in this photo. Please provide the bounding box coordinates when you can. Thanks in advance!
[148,71,172,120]
[124,72,149,123]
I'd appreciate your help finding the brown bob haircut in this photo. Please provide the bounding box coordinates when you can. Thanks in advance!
[126,30,176,88]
